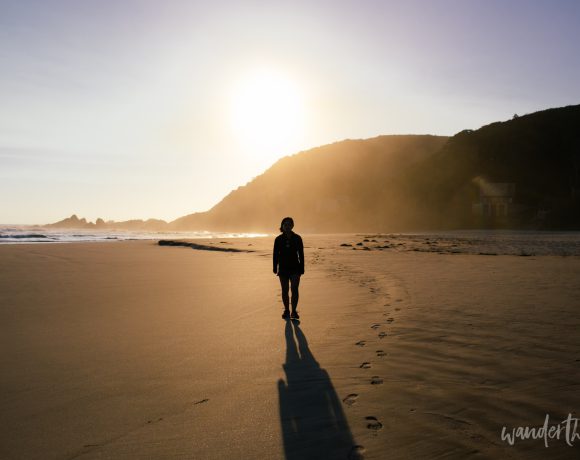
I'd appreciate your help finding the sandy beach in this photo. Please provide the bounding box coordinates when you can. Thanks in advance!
[2,235,580,459]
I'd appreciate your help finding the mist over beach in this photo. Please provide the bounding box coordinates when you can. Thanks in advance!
[2,1,580,459]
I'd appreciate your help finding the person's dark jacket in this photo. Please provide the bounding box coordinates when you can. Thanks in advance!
[273,232,304,276]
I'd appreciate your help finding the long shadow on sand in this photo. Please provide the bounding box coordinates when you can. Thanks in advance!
[278,320,360,460]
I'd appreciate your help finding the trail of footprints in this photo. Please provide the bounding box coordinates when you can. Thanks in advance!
[340,269,406,450]
[328,256,407,454]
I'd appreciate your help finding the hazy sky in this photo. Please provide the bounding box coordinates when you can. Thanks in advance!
[2,0,579,224]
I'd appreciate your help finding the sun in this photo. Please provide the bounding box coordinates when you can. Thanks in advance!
[230,69,305,160]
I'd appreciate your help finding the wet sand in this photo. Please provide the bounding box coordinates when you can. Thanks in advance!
[1,236,580,459]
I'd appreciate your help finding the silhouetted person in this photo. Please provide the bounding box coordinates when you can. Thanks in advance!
[273,217,304,320]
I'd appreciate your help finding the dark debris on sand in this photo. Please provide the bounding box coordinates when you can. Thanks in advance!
[158,240,254,252]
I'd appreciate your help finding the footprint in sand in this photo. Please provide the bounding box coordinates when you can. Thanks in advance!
[146,417,164,424]
[355,340,367,347]
[370,376,383,385]
[378,332,387,339]
[348,445,366,460]
[366,416,383,430]
[360,362,371,369]
[370,323,380,330]
[395,307,401,311]
[342,394,359,406]
[376,350,386,357]
[386,318,394,323]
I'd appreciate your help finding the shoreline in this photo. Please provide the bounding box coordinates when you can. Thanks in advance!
[2,228,580,256]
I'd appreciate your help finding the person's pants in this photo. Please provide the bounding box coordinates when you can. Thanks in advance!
[279,274,301,310]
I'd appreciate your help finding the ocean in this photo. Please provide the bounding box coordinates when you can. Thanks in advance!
[0,226,268,244]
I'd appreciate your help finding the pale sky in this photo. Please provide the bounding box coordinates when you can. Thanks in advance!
[1,0,579,224]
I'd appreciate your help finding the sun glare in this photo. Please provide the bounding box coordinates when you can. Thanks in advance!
[230,70,305,161]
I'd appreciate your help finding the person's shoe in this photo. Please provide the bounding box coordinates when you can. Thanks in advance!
[290,310,300,319]
[282,310,290,319]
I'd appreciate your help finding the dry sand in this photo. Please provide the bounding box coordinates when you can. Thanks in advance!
[1,235,580,459]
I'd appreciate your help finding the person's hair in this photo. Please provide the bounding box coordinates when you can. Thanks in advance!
[279,217,294,232]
